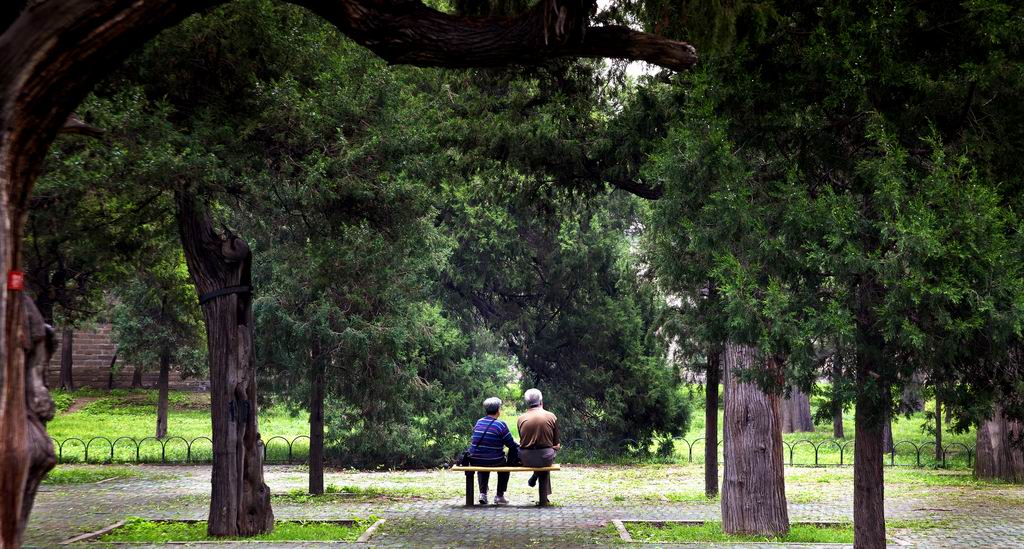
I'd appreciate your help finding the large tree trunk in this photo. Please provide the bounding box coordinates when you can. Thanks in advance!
[58,327,73,390]
[176,193,272,537]
[704,348,720,499]
[155,349,170,439]
[721,344,788,535]
[131,364,144,388]
[934,395,942,462]
[853,300,887,549]
[0,296,56,548]
[781,386,814,433]
[974,405,1024,483]
[308,343,326,495]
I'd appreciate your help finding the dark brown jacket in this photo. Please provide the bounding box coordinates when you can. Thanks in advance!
[517,406,560,450]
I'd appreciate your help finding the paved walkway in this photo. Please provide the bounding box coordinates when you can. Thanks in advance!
[26,464,1024,548]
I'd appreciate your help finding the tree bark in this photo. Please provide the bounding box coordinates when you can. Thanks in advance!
[0,295,56,548]
[176,193,272,537]
[155,348,170,439]
[704,348,719,499]
[934,395,942,462]
[781,386,814,433]
[974,405,1024,483]
[58,327,73,391]
[309,351,326,495]
[721,343,788,535]
[853,298,887,549]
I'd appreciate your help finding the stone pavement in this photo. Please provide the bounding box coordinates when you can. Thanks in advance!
[25,464,1024,548]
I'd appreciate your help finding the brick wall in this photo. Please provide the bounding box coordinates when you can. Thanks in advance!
[47,323,206,391]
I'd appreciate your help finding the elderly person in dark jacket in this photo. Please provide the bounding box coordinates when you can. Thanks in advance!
[467,397,519,505]
[517,388,559,501]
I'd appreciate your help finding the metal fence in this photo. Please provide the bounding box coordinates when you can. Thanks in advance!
[51,435,975,469]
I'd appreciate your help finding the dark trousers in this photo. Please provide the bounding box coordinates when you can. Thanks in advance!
[520,447,556,497]
[470,456,509,495]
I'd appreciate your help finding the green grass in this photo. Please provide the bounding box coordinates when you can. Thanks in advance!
[100,517,376,542]
[624,521,854,543]
[49,389,309,463]
[41,465,143,484]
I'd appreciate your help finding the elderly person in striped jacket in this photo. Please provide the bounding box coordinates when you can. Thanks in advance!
[466,397,519,505]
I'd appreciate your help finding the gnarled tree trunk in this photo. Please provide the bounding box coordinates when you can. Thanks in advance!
[781,386,814,433]
[177,193,272,537]
[721,343,788,535]
[155,348,170,439]
[975,405,1024,483]
[0,295,56,548]
[704,348,720,498]
[58,327,73,390]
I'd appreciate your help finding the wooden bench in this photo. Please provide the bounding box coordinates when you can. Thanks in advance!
[451,465,561,506]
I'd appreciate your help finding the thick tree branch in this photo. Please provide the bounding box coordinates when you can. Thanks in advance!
[293,0,696,70]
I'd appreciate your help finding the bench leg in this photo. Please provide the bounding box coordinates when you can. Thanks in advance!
[465,471,474,506]
[538,472,550,506]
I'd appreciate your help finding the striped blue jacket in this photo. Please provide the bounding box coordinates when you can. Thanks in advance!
[467,416,518,465]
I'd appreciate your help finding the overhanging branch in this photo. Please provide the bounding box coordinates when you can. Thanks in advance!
[295,0,697,71]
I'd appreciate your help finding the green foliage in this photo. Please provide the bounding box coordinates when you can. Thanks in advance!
[50,391,74,414]
[636,0,1024,427]
[441,181,690,448]
[100,517,377,542]
[111,247,206,378]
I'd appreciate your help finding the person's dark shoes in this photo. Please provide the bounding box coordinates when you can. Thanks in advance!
[494,495,509,505]
[528,473,538,487]
[478,492,488,505]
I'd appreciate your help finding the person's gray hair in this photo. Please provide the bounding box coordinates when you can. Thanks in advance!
[524,388,543,408]
[483,397,502,415]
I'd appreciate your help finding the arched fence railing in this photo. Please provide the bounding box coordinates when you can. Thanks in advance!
[50,435,974,469]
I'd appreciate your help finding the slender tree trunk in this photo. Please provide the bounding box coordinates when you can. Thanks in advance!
[308,342,325,495]
[131,364,143,388]
[782,387,814,433]
[832,357,844,439]
[177,193,272,537]
[704,348,719,499]
[934,395,942,462]
[974,405,1024,483]
[155,349,170,439]
[106,351,117,390]
[721,343,788,535]
[853,303,887,549]
[58,327,72,390]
